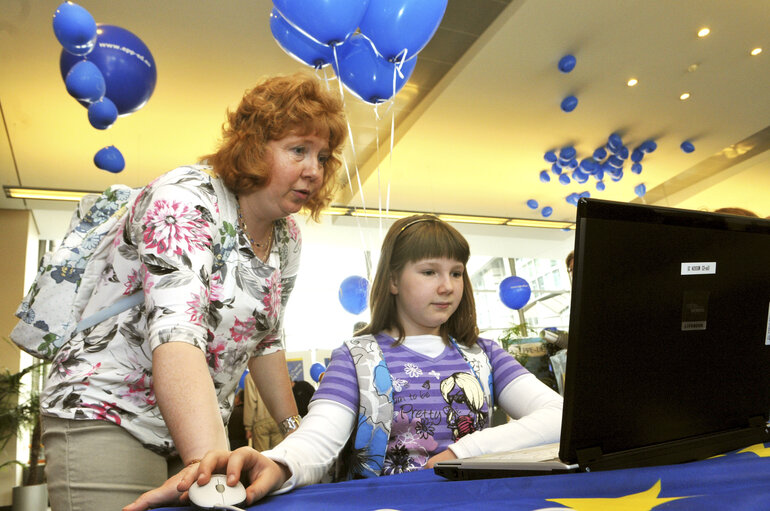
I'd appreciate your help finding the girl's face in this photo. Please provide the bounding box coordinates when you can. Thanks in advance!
[390,257,464,336]
[248,132,330,219]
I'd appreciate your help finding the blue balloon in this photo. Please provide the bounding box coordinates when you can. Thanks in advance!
[593,147,607,161]
[559,146,576,161]
[273,0,369,46]
[634,183,647,197]
[610,169,624,182]
[541,206,553,218]
[544,150,557,163]
[52,2,97,56]
[580,158,598,174]
[359,0,447,62]
[539,170,551,183]
[631,148,644,163]
[566,193,580,206]
[681,141,695,153]
[551,163,563,175]
[558,173,571,185]
[567,159,578,169]
[572,169,589,184]
[596,181,606,191]
[558,54,576,73]
[607,155,624,168]
[499,276,531,310]
[87,97,118,129]
[64,60,105,103]
[631,162,643,174]
[338,275,369,314]
[94,145,125,173]
[640,140,657,153]
[334,34,417,104]
[607,133,623,152]
[526,199,539,209]
[310,362,326,383]
[60,24,157,115]
[269,8,334,68]
[560,95,578,112]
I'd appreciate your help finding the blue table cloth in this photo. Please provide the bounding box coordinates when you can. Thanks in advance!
[159,442,770,510]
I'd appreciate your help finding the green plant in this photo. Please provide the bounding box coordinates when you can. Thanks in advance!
[498,320,559,393]
[0,356,46,486]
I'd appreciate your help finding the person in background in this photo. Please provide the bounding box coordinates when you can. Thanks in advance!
[291,380,316,417]
[126,214,563,509]
[713,207,759,217]
[243,376,284,451]
[39,73,347,511]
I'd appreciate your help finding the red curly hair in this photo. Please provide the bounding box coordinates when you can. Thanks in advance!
[202,73,346,221]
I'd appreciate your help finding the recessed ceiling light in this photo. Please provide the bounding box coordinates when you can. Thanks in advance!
[680,92,691,101]
[687,63,699,73]
[750,47,763,56]
[627,78,638,87]
[697,27,710,37]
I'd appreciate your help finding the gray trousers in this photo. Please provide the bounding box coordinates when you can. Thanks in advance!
[42,415,183,511]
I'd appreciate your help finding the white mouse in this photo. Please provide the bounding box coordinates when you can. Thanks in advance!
[188,473,247,509]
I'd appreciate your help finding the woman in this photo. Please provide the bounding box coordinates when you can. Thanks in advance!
[40,73,346,510]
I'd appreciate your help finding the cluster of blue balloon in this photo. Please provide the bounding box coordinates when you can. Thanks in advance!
[527,53,699,211]
[53,2,157,173]
[338,275,370,314]
[269,0,447,104]
[498,275,532,310]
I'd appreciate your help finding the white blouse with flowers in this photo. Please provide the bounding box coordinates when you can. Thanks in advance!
[40,165,301,456]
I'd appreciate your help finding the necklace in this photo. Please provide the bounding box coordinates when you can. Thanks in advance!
[236,196,274,260]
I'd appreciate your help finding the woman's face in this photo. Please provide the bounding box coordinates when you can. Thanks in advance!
[250,132,330,219]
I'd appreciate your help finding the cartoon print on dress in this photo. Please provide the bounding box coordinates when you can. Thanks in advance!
[441,372,487,440]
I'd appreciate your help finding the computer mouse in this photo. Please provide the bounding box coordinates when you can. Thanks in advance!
[188,473,247,509]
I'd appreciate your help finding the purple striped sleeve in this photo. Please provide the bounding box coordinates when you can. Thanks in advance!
[310,344,358,412]
[478,337,530,400]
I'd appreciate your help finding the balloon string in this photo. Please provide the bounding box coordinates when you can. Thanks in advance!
[373,103,383,240]
[331,44,371,257]
[332,45,367,213]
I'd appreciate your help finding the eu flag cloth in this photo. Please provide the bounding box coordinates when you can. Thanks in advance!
[159,442,770,510]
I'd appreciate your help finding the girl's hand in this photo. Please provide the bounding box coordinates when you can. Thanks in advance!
[426,449,458,468]
[223,446,292,504]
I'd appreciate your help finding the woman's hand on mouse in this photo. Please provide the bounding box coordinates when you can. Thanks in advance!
[192,446,292,505]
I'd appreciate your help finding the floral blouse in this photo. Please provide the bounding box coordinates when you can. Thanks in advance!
[40,165,301,456]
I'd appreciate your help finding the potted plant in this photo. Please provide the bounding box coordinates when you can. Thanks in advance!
[0,354,48,511]
[498,320,559,392]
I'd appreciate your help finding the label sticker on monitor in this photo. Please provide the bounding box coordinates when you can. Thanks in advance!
[682,291,709,331]
[681,262,716,275]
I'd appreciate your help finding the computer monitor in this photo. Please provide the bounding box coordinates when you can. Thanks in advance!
[562,198,770,470]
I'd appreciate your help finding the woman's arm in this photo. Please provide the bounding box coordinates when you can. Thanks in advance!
[153,342,229,464]
[248,351,298,427]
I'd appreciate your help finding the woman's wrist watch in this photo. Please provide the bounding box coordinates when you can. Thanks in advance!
[279,414,302,435]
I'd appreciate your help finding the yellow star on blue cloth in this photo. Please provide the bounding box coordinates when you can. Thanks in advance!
[711,442,770,459]
[546,480,690,510]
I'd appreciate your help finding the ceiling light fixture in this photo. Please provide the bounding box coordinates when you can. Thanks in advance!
[4,186,99,202]
[627,78,638,87]
[750,47,762,56]
[697,27,710,37]
[3,187,576,230]
[325,205,575,230]
[679,92,691,101]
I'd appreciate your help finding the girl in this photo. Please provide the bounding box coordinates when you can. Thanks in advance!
[126,214,563,510]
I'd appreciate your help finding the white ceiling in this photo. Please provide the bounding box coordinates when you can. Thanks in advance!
[2,0,769,243]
